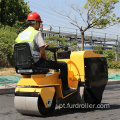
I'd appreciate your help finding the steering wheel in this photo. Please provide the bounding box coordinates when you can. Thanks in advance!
[45,46,67,52]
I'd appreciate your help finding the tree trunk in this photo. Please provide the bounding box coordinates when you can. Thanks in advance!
[81,31,84,51]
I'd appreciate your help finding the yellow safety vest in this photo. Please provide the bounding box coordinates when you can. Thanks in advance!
[15,27,41,62]
[15,26,40,50]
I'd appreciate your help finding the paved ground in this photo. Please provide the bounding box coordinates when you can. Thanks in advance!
[0,84,120,120]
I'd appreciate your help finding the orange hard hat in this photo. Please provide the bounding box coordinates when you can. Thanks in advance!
[27,12,43,23]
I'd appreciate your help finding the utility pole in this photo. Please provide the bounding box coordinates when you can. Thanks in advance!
[76,29,78,41]
[116,35,118,61]
[91,31,93,47]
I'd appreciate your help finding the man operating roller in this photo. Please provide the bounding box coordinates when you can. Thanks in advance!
[15,12,76,96]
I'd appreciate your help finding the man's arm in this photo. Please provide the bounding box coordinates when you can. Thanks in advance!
[39,46,47,60]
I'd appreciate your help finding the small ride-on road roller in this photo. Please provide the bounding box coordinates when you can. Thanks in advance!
[14,43,108,116]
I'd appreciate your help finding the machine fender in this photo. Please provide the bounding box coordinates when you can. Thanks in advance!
[15,87,55,108]
[40,87,55,108]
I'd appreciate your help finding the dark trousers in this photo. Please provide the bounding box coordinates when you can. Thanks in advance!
[35,58,69,90]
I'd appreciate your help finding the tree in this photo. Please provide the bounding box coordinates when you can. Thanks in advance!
[53,0,119,50]
[0,0,31,27]
[13,21,28,34]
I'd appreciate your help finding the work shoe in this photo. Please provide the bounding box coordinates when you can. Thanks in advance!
[62,87,77,97]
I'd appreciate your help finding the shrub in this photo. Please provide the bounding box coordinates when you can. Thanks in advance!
[0,25,17,67]
[108,61,120,69]
[93,45,103,54]
[103,48,115,62]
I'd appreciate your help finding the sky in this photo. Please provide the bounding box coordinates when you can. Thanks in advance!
[24,0,120,40]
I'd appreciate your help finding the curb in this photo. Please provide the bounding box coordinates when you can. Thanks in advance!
[0,80,120,95]
[107,80,120,85]
[0,87,15,95]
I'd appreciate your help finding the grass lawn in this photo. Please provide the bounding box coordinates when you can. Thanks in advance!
[108,69,120,73]
[0,68,19,76]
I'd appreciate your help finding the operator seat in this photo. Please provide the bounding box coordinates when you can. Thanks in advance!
[14,42,49,74]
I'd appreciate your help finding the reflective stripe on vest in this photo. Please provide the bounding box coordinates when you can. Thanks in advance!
[15,27,40,50]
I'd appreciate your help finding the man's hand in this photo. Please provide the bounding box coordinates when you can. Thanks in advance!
[45,43,49,48]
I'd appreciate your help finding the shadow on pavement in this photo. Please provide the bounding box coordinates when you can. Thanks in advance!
[51,107,94,117]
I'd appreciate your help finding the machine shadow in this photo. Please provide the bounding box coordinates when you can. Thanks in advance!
[52,108,94,117]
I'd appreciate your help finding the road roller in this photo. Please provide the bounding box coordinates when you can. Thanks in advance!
[14,43,108,116]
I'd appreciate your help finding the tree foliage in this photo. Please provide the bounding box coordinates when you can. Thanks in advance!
[0,25,17,67]
[45,35,69,46]
[84,0,119,28]
[103,48,116,62]
[13,21,28,34]
[0,0,31,67]
[93,45,103,54]
[53,0,119,50]
[0,0,31,27]
[108,61,120,69]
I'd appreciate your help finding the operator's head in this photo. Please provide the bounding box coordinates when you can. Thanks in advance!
[27,12,43,30]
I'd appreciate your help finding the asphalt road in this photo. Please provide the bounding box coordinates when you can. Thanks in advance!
[0,84,120,120]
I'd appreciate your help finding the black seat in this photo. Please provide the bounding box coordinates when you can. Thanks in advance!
[14,42,49,74]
